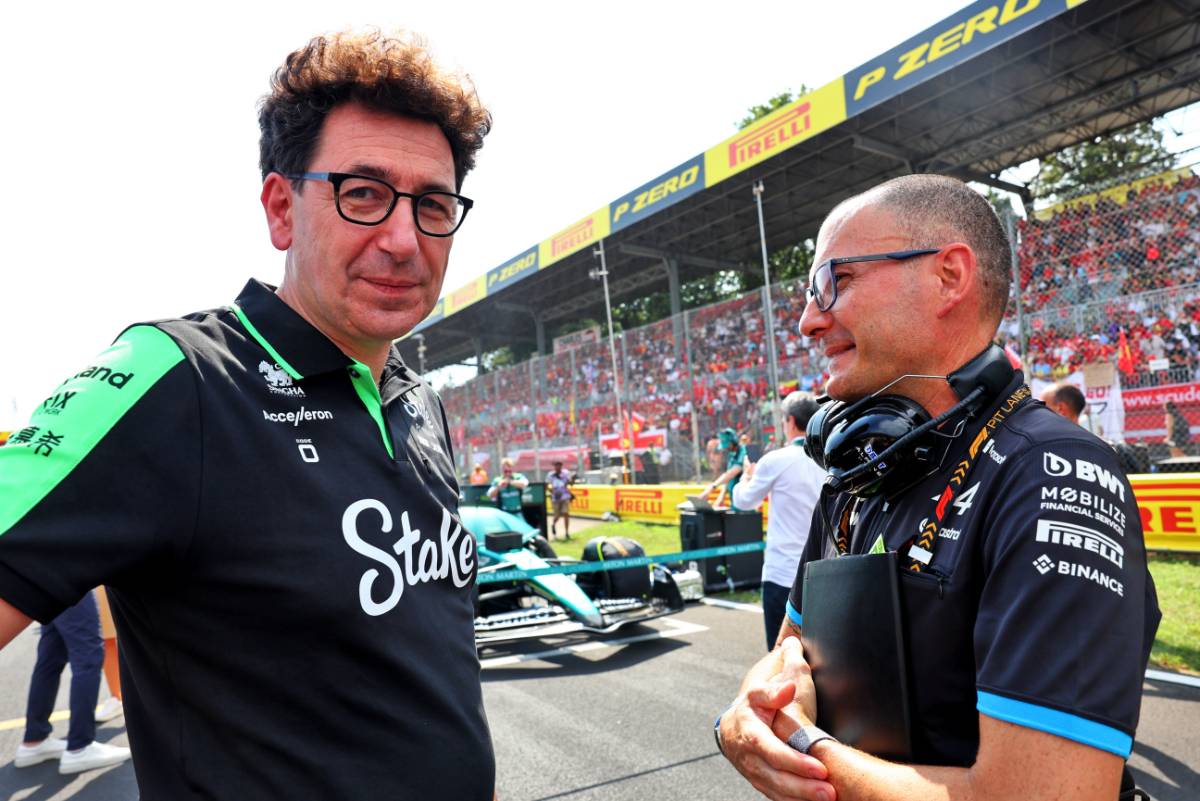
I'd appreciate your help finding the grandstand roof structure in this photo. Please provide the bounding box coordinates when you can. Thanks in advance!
[398,0,1200,373]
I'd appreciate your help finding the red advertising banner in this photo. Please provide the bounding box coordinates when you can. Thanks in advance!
[1122,382,1200,442]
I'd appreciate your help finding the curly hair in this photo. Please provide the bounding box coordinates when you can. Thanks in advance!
[258,29,491,190]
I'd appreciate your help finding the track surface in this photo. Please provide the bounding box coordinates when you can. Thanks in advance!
[0,602,1196,800]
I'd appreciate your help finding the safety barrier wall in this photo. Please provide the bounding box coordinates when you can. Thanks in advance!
[553,476,1200,553]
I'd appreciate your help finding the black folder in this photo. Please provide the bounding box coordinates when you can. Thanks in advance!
[800,552,912,760]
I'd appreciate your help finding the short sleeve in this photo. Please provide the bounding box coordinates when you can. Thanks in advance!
[974,439,1160,757]
[786,503,830,630]
[0,325,202,621]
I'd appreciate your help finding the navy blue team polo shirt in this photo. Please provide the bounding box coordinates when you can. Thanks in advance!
[0,279,494,800]
[788,374,1160,766]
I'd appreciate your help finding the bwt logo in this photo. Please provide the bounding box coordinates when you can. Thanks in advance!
[615,489,663,515]
[727,103,811,168]
[551,218,595,257]
[1042,452,1127,502]
[1035,519,1124,569]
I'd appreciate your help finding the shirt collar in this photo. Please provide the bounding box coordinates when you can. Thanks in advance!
[230,279,354,379]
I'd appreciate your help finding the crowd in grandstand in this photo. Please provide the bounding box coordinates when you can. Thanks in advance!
[440,168,1200,475]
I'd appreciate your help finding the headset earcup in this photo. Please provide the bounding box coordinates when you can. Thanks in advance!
[805,400,842,469]
[819,396,932,497]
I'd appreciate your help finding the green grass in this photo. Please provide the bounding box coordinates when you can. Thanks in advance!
[1147,554,1200,675]
[557,520,1200,674]
[548,520,681,560]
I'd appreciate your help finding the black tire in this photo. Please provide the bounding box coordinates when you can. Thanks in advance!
[530,535,557,560]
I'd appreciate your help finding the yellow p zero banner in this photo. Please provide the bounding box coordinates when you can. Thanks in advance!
[538,207,612,270]
[443,275,488,316]
[1131,474,1200,553]
[563,476,1199,552]
[705,79,847,187]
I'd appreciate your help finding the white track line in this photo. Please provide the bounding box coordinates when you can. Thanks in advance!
[481,618,708,668]
[700,597,763,613]
[1145,669,1200,688]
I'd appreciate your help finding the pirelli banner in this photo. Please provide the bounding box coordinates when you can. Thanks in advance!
[563,475,1200,552]
[1132,474,1200,553]
[563,484,770,526]
[413,0,1091,334]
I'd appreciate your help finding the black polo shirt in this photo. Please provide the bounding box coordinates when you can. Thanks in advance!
[0,280,494,800]
[787,375,1160,766]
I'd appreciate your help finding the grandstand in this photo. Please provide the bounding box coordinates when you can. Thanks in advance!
[403,0,1200,480]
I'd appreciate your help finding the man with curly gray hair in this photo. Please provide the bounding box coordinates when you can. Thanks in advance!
[0,30,495,800]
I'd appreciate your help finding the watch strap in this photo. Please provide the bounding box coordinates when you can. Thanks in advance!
[786,724,837,754]
[713,707,732,756]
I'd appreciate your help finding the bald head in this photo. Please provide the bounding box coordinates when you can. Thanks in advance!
[1041,382,1085,424]
[828,175,1013,328]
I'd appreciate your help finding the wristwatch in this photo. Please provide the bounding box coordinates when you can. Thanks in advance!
[786,724,837,754]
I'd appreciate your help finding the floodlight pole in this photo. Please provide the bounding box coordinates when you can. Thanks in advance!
[413,333,427,376]
[592,239,632,482]
[1005,212,1028,369]
[753,180,785,444]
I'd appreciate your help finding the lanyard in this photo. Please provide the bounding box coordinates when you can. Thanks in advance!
[902,385,1031,572]
[831,386,1032,571]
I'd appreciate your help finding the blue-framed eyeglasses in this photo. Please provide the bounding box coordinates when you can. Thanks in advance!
[805,249,942,311]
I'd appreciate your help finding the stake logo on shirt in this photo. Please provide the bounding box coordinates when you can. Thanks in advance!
[341,500,475,616]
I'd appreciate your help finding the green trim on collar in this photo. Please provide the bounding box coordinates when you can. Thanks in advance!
[231,303,303,381]
[347,360,394,459]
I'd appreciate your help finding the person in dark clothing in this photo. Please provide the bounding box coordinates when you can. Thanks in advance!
[0,30,496,800]
[716,174,1158,801]
[16,592,131,774]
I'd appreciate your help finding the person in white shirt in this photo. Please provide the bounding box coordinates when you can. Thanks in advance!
[731,391,827,649]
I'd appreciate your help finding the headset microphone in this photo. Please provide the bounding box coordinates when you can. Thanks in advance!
[805,345,1014,498]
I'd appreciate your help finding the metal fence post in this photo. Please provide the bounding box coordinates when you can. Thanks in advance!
[683,307,703,481]
[529,357,541,480]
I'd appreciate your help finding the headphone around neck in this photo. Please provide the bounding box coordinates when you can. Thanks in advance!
[804,345,1016,498]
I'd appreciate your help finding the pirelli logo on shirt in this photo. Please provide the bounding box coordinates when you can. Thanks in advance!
[1035,519,1124,569]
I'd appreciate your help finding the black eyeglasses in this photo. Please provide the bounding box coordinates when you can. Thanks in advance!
[286,171,473,237]
[805,249,942,311]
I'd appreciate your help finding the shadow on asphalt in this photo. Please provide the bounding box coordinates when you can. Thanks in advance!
[480,628,690,682]
[1131,740,1200,801]
[0,722,138,801]
[0,760,138,801]
[526,751,721,801]
[1141,679,1200,703]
